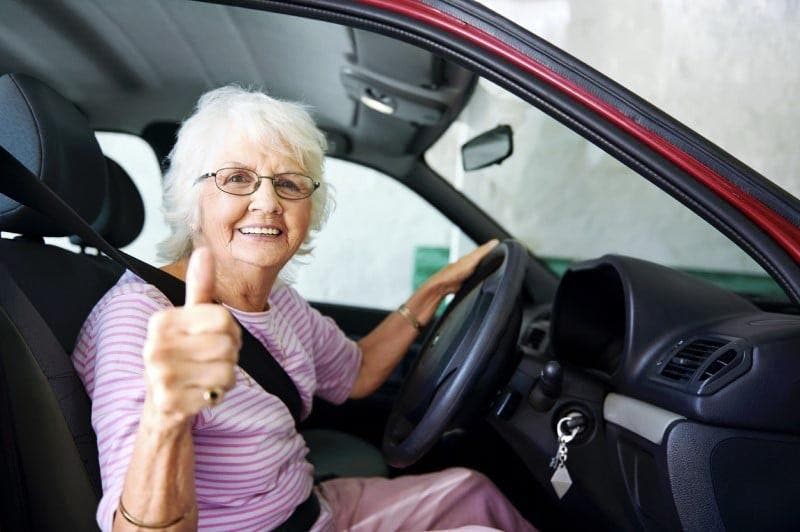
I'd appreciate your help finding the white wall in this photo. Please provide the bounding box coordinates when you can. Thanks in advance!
[426,79,768,274]
[423,1,800,277]
[478,0,800,195]
[292,159,458,309]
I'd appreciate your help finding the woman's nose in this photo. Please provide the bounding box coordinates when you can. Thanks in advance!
[248,178,283,214]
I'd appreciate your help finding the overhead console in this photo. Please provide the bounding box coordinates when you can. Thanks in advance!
[339,29,477,160]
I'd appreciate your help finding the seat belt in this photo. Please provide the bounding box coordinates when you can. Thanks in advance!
[1,147,320,530]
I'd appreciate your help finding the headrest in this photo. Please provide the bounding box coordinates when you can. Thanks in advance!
[0,73,106,236]
[70,157,145,249]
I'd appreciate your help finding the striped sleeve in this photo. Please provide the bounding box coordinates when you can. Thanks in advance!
[86,290,169,531]
[280,287,362,404]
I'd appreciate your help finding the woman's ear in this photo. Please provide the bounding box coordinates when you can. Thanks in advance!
[190,202,202,234]
[189,213,202,249]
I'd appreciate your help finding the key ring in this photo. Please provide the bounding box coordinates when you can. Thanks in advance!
[556,417,576,442]
[556,414,583,444]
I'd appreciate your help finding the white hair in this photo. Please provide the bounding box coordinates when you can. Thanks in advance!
[157,85,332,268]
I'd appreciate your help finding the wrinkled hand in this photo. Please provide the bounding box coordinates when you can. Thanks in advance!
[426,239,500,296]
[143,248,241,422]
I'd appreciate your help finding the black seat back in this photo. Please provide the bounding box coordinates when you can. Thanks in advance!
[0,73,125,531]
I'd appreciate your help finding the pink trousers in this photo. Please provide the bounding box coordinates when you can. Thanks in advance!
[317,467,537,531]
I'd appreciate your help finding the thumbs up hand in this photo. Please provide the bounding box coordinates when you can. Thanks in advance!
[143,248,241,423]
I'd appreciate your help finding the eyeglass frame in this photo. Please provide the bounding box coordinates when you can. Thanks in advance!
[195,167,321,200]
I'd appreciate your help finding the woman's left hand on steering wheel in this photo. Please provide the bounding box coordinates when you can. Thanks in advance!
[424,239,500,297]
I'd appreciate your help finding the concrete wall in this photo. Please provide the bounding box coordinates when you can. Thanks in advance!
[426,78,768,275]
[478,0,800,194]
[422,0,800,277]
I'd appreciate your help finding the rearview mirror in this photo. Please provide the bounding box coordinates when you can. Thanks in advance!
[461,124,513,171]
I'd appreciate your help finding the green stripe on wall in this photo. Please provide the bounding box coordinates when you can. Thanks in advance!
[540,257,786,299]
[412,247,786,301]
[413,246,450,290]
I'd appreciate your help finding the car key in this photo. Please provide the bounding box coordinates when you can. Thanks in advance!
[549,413,583,499]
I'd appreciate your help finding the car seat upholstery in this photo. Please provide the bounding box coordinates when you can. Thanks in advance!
[70,156,146,250]
[303,428,389,481]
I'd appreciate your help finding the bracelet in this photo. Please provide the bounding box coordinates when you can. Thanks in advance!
[118,497,196,529]
[397,303,423,331]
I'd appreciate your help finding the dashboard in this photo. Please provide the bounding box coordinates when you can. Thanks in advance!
[491,255,800,531]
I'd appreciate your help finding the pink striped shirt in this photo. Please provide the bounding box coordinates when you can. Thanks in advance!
[72,271,362,531]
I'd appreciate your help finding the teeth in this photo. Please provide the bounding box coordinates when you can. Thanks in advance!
[240,227,281,235]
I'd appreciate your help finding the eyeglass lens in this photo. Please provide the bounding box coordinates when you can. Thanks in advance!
[214,168,316,199]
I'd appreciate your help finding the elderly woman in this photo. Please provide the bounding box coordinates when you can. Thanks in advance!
[73,86,534,531]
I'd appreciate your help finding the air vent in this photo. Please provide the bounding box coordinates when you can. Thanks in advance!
[660,339,727,382]
[699,349,738,381]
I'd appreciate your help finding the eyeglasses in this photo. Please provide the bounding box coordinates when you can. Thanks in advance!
[196,167,320,200]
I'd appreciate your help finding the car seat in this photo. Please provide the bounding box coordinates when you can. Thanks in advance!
[0,72,120,531]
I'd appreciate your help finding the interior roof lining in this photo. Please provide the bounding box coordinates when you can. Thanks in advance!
[88,0,161,88]
[221,9,261,81]
[0,0,476,164]
[156,1,215,88]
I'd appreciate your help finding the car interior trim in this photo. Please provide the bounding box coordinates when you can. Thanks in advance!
[603,393,685,445]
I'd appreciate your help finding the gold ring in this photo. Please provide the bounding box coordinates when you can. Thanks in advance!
[203,387,224,406]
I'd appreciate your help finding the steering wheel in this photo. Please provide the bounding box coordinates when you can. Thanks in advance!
[382,239,528,467]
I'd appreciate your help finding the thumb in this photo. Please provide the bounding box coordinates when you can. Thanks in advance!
[185,247,216,306]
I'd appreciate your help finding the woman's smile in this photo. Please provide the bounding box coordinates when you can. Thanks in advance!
[235,219,287,242]
[237,225,283,237]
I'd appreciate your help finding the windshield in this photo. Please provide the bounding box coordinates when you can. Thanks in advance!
[425,78,787,301]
